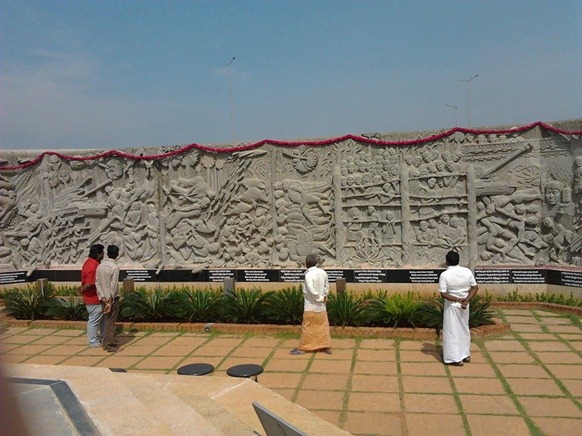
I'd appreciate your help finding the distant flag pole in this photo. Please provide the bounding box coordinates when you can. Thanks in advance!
[227,57,236,143]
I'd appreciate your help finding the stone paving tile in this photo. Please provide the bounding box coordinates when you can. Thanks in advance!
[466,415,530,436]
[356,348,396,361]
[403,393,458,414]
[313,348,355,360]
[353,360,398,375]
[331,338,358,349]
[60,355,106,367]
[295,389,345,411]
[134,356,184,370]
[1,334,44,344]
[191,344,237,356]
[535,351,582,364]
[361,339,397,349]
[164,336,208,347]
[517,333,561,341]
[312,410,342,429]
[112,344,160,356]
[93,355,146,369]
[544,364,582,379]
[52,329,84,336]
[484,340,527,352]
[176,356,222,368]
[344,412,402,436]
[405,413,465,436]
[453,377,506,395]
[556,333,582,341]
[22,355,67,365]
[259,372,303,389]
[399,362,447,377]
[229,346,274,358]
[451,363,498,378]
[540,317,575,325]
[545,325,582,334]
[310,358,353,374]
[509,324,545,333]
[1,354,30,363]
[518,396,582,418]
[303,373,349,391]
[271,348,313,359]
[459,394,520,415]
[486,351,536,364]
[0,327,30,336]
[205,336,246,346]
[39,344,85,356]
[131,335,175,346]
[25,328,59,335]
[532,417,582,435]
[272,388,295,401]
[560,378,582,397]
[7,344,54,355]
[348,392,400,413]
[64,336,93,346]
[0,343,24,352]
[399,349,442,363]
[30,335,74,345]
[527,341,573,352]
[568,341,582,351]
[497,364,551,379]
[265,358,310,372]
[504,315,539,324]
[350,374,399,393]
[240,336,280,347]
[402,376,452,394]
[218,356,266,370]
[506,378,564,396]
[153,345,200,356]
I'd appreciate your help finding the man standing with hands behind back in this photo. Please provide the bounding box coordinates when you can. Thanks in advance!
[439,250,478,366]
[79,244,105,348]
[96,245,120,353]
[290,253,332,355]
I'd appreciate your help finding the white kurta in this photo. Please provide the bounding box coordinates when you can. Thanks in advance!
[438,265,477,364]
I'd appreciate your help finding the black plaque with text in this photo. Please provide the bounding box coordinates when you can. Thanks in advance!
[0,271,28,285]
[475,269,512,284]
[325,269,353,283]
[207,269,236,283]
[511,269,546,284]
[560,271,582,288]
[407,270,442,284]
[121,270,156,282]
[279,269,305,283]
[354,269,388,283]
[237,269,278,282]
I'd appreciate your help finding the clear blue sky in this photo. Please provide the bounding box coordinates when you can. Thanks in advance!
[1,0,581,150]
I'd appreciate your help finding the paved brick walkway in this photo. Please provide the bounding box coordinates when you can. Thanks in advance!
[1,308,581,435]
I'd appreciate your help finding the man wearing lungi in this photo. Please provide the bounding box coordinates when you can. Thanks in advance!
[438,250,478,366]
[290,254,332,355]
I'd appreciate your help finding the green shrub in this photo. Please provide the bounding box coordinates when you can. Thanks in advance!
[45,297,87,321]
[468,295,494,327]
[179,289,225,323]
[496,290,582,307]
[263,287,304,325]
[327,292,368,327]
[119,289,184,322]
[4,285,54,320]
[365,292,425,328]
[222,288,271,324]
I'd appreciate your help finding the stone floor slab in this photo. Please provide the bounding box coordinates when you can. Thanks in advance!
[360,339,397,349]
[544,364,582,379]
[402,376,452,394]
[356,348,396,361]
[259,372,303,389]
[344,412,402,436]
[405,413,465,436]
[403,393,458,414]
[506,378,564,396]
[535,351,582,364]
[497,364,551,379]
[350,374,399,393]
[486,351,536,364]
[399,362,447,377]
[265,358,309,373]
[353,360,398,375]
[532,416,582,435]
[348,392,400,413]
[303,373,349,391]
[134,356,184,370]
[309,359,353,374]
[459,394,520,415]
[453,377,506,395]
[466,415,530,436]
[518,396,582,417]
[295,389,345,411]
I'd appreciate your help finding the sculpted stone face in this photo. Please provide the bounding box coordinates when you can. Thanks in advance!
[544,186,561,205]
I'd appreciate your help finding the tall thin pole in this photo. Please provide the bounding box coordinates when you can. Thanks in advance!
[445,104,458,126]
[227,57,236,143]
[459,74,478,127]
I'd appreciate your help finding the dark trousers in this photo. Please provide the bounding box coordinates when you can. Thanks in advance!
[102,297,120,350]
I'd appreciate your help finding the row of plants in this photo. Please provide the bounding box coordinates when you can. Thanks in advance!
[495,289,582,307]
[1,285,496,329]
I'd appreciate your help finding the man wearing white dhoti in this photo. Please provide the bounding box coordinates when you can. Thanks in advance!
[438,251,479,366]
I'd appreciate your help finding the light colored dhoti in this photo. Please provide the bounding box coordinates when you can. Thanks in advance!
[442,301,471,363]
[298,311,331,352]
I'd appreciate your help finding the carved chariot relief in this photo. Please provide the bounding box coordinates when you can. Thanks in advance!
[0,121,581,272]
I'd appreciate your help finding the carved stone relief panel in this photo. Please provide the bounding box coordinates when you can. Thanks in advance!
[0,122,580,271]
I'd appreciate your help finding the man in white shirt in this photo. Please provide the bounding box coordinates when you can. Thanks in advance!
[96,245,120,353]
[438,250,478,366]
[290,254,332,355]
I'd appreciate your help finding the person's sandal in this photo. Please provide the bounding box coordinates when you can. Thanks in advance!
[289,348,305,355]
[322,348,333,355]
[463,356,471,363]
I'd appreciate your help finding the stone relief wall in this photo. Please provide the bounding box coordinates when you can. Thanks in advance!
[0,122,581,272]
